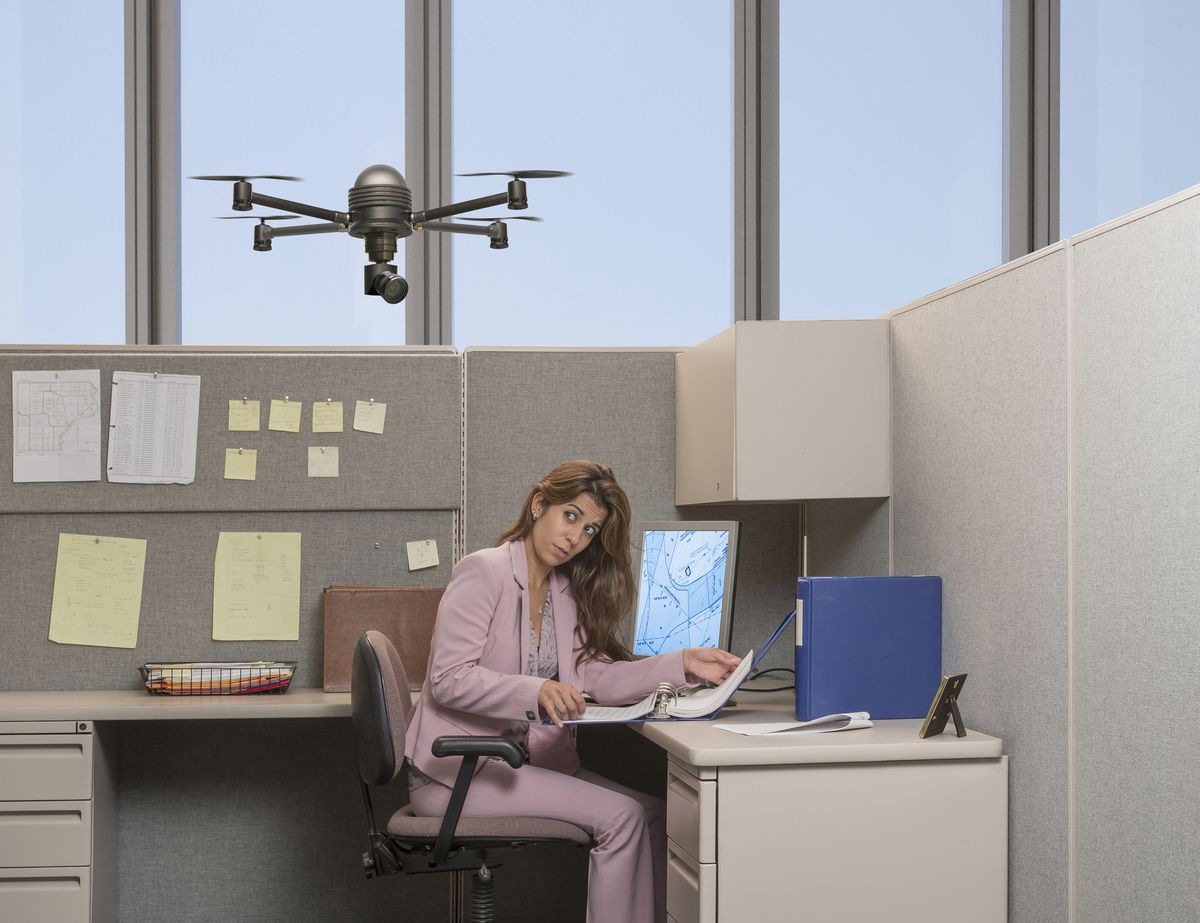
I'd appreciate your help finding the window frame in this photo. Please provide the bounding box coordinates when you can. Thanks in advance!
[132,0,1052,345]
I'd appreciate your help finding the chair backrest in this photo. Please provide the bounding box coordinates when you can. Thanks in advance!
[351,629,413,787]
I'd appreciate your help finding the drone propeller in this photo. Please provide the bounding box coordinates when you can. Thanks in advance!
[456,215,543,222]
[214,214,301,222]
[456,170,572,179]
[190,174,304,182]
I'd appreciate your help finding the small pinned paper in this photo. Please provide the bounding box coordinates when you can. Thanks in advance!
[227,399,261,431]
[308,446,339,477]
[353,400,387,434]
[268,399,302,432]
[312,400,344,433]
[224,448,258,480]
[406,539,439,571]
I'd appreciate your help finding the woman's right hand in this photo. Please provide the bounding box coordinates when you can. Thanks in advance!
[538,679,587,726]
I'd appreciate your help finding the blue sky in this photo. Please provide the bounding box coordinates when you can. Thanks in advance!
[3,1,1199,346]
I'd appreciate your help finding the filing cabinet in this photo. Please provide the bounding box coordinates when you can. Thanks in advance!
[0,722,115,923]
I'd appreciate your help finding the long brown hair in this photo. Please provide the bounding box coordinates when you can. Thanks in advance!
[496,460,635,664]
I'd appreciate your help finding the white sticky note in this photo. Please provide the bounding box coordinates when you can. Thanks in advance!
[353,400,387,434]
[228,399,261,432]
[406,539,439,571]
[224,448,257,480]
[312,400,344,433]
[308,446,339,478]
[268,399,302,432]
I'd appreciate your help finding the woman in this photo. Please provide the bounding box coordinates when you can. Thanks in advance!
[404,460,740,923]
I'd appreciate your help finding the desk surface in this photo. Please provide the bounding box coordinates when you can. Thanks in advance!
[0,688,351,722]
[638,690,1003,767]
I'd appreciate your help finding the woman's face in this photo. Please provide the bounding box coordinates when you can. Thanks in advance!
[528,491,608,570]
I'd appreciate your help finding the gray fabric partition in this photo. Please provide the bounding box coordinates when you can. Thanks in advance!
[1072,194,1200,922]
[462,348,800,670]
[890,249,1070,923]
[0,349,461,512]
[1,509,452,690]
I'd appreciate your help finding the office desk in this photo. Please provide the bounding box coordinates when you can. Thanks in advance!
[637,693,1007,923]
[0,690,354,923]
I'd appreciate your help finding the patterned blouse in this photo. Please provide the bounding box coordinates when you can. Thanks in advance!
[408,589,558,792]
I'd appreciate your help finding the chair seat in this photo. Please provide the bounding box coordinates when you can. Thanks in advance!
[388,804,591,845]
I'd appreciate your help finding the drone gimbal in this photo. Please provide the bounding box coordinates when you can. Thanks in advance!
[193,166,567,304]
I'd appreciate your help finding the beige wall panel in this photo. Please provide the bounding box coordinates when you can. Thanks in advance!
[891,249,1069,923]
[1072,193,1200,923]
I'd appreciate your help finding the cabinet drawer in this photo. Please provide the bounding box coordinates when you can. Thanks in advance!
[0,735,92,801]
[666,839,716,923]
[0,802,92,868]
[0,867,90,922]
[666,762,716,864]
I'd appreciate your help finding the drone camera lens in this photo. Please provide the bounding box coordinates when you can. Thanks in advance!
[374,271,409,304]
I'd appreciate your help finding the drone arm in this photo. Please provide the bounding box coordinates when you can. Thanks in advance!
[267,222,347,238]
[411,192,510,223]
[251,191,350,225]
[418,221,492,237]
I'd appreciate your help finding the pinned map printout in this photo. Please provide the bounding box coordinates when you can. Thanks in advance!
[633,529,731,656]
[12,369,102,482]
[49,533,147,649]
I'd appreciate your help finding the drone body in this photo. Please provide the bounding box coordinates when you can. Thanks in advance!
[193,165,567,303]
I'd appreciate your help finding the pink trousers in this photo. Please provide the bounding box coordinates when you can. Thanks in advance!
[409,762,667,923]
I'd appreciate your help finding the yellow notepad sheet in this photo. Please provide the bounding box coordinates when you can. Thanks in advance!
[49,533,147,649]
[212,531,301,641]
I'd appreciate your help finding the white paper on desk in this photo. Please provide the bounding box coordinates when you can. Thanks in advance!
[12,369,103,482]
[106,371,201,484]
[715,712,873,736]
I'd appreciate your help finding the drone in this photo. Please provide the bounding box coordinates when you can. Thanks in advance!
[191,166,569,304]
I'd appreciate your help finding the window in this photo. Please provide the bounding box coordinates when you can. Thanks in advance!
[778,1,1003,319]
[0,1,125,344]
[1060,0,1200,237]
[451,1,733,348]
[180,0,406,345]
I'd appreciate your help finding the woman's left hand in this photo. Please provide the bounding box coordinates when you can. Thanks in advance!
[682,648,742,685]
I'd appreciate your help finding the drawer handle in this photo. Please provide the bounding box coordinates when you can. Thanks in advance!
[0,877,82,891]
[667,850,699,889]
[0,811,84,825]
[667,777,699,806]
[0,745,84,759]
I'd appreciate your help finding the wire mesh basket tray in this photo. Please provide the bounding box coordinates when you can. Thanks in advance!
[140,661,297,696]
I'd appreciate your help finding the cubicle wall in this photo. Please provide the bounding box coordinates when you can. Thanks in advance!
[0,349,460,690]
[0,347,460,921]
[462,348,802,670]
[888,185,1200,923]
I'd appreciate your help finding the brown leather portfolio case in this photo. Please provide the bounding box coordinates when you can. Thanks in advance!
[322,585,443,692]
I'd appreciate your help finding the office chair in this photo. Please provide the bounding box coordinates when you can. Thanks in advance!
[351,630,592,923]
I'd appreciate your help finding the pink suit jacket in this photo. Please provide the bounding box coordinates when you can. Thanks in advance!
[404,540,687,787]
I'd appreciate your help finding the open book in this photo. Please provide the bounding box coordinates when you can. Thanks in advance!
[714,712,872,736]
[564,650,756,724]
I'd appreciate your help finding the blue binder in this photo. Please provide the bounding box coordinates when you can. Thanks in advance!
[795,576,942,720]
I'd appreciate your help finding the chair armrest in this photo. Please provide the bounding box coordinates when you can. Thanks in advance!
[432,735,526,769]
[428,735,526,865]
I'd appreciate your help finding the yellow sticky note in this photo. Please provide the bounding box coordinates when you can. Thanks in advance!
[312,400,344,433]
[353,400,387,434]
[268,399,302,432]
[308,446,339,477]
[224,448,258,480]
[49,533,146,649]
[406,539,440,571]
[227,399,261,432]
[212,531,301,641]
